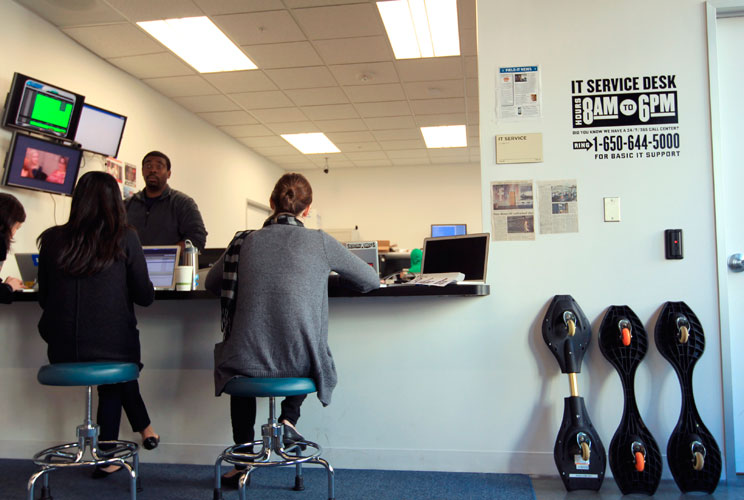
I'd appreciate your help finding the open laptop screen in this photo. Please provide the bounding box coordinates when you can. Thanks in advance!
[142,246,181,290]
[422,233,490,282]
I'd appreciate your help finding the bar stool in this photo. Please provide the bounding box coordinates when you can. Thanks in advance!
[28,362,141,500]
[214,377,335,500]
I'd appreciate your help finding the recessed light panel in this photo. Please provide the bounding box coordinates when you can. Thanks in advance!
[377,0,460,59]
[281,133,341,154]
[420,125,467,148]
[138,17,257,73]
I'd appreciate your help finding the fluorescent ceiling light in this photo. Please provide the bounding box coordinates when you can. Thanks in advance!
[281,133,340,154]
[420,125,467,148]
[377,0,460,59]
[138,17,257,73]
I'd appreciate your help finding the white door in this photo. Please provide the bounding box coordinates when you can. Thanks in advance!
[245,200,271,230]
[713,12,744,476]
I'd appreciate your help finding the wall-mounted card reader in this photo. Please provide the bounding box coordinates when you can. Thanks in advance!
[665,229,683,259]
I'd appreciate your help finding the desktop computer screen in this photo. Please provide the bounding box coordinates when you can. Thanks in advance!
[431,224,467,238]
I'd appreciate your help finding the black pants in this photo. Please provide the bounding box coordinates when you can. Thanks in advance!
[96,380,151,441]
[230,394,307,445]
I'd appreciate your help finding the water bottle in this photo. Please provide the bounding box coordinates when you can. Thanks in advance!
[183,239,199,290]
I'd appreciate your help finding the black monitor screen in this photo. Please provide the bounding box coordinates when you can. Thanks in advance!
[74,103,127,157]
[431,224,467,237]
[1,72,84,141]
[2,133,82,196]
[422,233,489,281]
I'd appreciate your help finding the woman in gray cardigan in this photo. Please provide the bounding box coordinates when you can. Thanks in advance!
[206,173,379,486]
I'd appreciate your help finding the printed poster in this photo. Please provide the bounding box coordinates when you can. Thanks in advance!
[497,66,541,120]
[490,180,535,241]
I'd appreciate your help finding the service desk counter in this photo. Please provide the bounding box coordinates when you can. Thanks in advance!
[2,283,489,467]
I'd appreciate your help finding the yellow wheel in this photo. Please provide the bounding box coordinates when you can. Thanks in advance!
[567,319,576,337]
[580,441,590,461]
[679,325,689,343]
[693,451,704,471]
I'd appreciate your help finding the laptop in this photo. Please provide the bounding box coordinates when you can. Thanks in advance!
[142,246,181,290]
[15,253,39,289]
[421,233,490,284]
[346,241,379,276]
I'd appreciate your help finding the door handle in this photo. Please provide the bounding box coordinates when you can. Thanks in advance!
[728,253,744,272]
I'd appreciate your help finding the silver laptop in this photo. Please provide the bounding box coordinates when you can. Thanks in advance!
[346,241,379,276]
[15,253,39,288]
[142,246,181,290]
[421,233,490,284]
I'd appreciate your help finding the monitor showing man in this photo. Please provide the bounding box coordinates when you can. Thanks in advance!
[125,151,207,254]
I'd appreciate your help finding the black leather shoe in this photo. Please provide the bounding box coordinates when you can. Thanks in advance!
[143,436,160,450]
[283,425,307,450]
[91,465,123,479]
[221,471,250,489]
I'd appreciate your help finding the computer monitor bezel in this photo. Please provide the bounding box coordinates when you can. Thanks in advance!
[421,232,490,282]
[430,223,467,238]
[74,103,127,158]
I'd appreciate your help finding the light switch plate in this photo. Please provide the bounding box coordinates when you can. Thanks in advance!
[604,197,621,222]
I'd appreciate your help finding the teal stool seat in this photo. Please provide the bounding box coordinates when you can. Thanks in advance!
[28,362,140,500]
[38,362,139,387]
[224,377,316,398]
[214,377,335,500]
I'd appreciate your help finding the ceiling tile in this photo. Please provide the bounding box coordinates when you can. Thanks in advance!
[329,62,399,86]
[395,57,463,82]
[325,131,376,143]
[203,71,277,92]
[364,116,416,130]
[313,118,368,132]
[338,142,381,153]
[285,87,349,106]
[308,154,346,166]
[293,4,382,39]
[143,75,218,97]
[229,91,295,109]
[198,110,258,126]
[173,94,240,113]
[390,158,428,166]
[284,0,367,7]
[242,42,323,69]
[104,0,203,22]
[223,124,275,137]
[465,56,478,78]
[314,36,391,65]
[378,139,426,150]
[108,53,194,79]
[301,104,358,121]
[410,98,466,115]
[372,129,421,141]
[415,113,467,127]
[466,78,478,96]
[467,112,479,125]
[344,83,405,103]
[460,29,477,57]
[14,0,126,26]
[404,80,465,100]
[212,11,306,45]
[344,151,387,161]
[253,145,304,156]
[192,0,284,15]
[265,67,337,89]
[238,135,288,148]
[266,121,320,134]
[353,159,392,167]
[385,149,428,159]
[62,24,162,58]
[250,107,308,123]
[355,101,411,118]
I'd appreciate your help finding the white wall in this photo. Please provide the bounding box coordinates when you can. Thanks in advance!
[304,164,481,250]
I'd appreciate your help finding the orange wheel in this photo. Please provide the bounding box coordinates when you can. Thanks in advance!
[634,451,645,471]
[693,451,704,471]
[580,441,590,461]
[621,327,631,346]
[679,325,689,343]
[567,319,576,337]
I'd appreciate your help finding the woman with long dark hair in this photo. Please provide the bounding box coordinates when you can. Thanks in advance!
[37,172,160,477]
[206,172,379,486]
[0,192,27,302]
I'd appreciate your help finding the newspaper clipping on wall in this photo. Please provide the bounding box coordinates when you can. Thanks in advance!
[537,180,578,234]
[490,180,535,241]
[124,162,137,199]
[497,66,541,120]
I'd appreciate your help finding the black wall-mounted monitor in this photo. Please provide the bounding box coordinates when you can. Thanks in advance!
[1,72,85,141]
[431,223,467,238]
[2,133,82,196]
[74,103,127,158]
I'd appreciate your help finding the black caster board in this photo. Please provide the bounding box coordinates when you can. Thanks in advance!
[598,305,661,495]
[654,301,721,493]
[542,295,606,491]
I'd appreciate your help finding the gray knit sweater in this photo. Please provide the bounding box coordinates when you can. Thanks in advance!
[205,223,380,405]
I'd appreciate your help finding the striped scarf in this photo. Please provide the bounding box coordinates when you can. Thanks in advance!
[219,213,304,339]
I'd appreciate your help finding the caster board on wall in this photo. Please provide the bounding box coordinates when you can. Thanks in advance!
[542,295,606,491]
[598,305,661,495]
[654,301,721,493]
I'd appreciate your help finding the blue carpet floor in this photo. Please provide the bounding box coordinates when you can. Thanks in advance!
[1,458,536,500]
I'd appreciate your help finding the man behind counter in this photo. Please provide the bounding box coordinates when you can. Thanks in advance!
[125,151,207,252]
